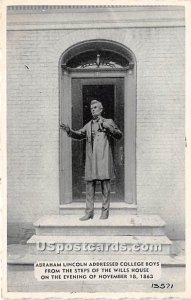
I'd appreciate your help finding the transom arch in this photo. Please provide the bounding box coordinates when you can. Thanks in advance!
[59,39,137,71]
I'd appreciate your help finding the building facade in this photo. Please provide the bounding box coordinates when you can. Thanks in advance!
[7,5,185,242]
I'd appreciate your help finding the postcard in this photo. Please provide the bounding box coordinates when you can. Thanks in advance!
[1,0,191,298]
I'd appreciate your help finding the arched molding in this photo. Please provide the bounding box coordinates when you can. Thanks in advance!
[59,39,136,70]
[54,31,138,70]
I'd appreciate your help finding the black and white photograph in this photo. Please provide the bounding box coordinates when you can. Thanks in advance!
[2,1,190,297]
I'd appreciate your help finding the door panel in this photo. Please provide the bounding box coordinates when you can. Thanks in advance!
[72,77,124,201]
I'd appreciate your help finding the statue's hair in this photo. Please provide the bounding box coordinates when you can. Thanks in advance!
[90,100,103,109]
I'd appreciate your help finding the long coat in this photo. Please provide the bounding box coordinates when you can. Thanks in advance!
[68,116,122,181]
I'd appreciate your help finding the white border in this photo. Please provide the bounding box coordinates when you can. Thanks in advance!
[1,0,191,298]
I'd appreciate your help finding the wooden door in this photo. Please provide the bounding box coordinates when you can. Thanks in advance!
[71,77,124,202]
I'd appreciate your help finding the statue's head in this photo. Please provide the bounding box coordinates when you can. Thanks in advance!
[90,100,103,119]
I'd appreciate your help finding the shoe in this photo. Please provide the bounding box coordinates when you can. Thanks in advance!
[99,213,109,220]
[79,214,94,221]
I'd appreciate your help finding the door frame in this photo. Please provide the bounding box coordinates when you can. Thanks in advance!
[60,68,136,205]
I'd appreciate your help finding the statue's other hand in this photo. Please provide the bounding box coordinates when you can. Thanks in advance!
[60,123,70,133]
[102,121,110,129]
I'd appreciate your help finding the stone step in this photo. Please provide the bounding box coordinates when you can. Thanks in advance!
[60,202,137,215]
[27,234,172,255]
[34,214,166,236]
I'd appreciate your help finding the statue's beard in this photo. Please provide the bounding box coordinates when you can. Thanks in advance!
[92,114,101,120]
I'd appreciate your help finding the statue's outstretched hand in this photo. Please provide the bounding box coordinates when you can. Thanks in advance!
[60,123,70,133]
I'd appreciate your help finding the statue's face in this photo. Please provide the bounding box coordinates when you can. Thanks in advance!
[91,103,102,118]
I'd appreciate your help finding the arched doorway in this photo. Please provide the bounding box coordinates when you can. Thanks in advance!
[59,39,136,205]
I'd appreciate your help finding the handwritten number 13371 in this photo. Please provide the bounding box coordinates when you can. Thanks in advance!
[151,283,173,289]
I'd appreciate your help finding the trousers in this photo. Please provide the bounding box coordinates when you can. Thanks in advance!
[85,180,111,216]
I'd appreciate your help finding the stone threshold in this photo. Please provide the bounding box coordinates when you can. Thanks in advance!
[34,214,166,228]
